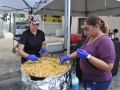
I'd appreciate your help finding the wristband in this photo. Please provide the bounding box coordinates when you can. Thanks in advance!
[86,54,91,61]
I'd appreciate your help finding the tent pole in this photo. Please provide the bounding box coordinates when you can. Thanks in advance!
[82,0,88,40]
[64,0,71,55]
[67,0,71,55]
[13,14,16,35]
[42,15,44,32]
[64,0,68,55]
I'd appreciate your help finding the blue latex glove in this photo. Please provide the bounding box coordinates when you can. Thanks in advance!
[59,56,70,64]
[27,54,38,61]
[40,47,46,55]
[76,49,89,58]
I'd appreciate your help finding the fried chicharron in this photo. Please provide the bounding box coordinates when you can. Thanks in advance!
[21,57,70,77]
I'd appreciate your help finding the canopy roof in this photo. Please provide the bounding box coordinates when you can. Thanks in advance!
[0,0,49,14]
[0,0,120,16]
[35,0,120,16]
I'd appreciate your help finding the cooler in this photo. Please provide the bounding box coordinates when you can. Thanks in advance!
[46,42,63,52]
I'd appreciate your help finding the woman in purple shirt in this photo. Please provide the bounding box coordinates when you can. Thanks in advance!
[59,15,115,90]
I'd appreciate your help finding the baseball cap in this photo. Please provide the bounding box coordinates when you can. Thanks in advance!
[29,14,41,24]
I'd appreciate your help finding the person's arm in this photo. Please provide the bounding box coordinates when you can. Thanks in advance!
[41,31,46,48]
[41,41,46,48]
[40,40,46,54]
[88,55,114,72]
[59,51,78,64]
[77,44,115,72]
[18,43,28,58]
[69,51,78,60]
[90,37,115,72]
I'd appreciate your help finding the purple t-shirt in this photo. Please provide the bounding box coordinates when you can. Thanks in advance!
[80,35,115,82]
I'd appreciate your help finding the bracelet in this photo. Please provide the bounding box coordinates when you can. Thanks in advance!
[86,54,91,61]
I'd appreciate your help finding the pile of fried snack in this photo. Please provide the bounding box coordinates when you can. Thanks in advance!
[21,57,70,77]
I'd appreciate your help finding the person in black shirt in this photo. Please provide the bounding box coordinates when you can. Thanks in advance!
[18,14,46,64]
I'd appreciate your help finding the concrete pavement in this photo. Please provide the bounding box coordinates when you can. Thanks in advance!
[0,30,120,90]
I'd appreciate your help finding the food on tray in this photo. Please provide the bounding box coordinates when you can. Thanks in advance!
[21,57,70,77]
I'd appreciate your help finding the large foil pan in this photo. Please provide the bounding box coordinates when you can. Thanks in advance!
[21,55,72,90]
[21,55,71,81]
[21,65,71,90]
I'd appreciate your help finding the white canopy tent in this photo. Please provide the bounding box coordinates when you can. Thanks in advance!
[0,0,120,20]
[0,0,51,14]
[0,0,120,55]
[1,0,120,16]
[35,0,120,16]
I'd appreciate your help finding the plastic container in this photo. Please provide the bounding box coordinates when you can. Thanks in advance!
[46,42,63,52]
[71,71,79,90]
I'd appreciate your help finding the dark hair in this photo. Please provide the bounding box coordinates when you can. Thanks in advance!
[85,15,108,34]
[113,29,118,33]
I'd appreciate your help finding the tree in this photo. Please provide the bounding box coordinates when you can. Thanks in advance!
[0,13,11,32]
[16,14,26,18]
[15,14,26,21]
[0,21,4,38]
[1,13,8,21]
[0,13,7,38]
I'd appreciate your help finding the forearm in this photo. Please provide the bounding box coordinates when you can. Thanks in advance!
[69,51,78,59]
[42,41,46,47]
[18,44,28,58]
[18,50,28,58]
[89,55,113,71]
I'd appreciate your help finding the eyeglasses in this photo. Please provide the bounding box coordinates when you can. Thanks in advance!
[32,23,39,25]
[84,27,89,31]
[84,25,96,31]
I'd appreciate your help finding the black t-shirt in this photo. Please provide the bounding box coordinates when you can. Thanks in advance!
[19,29,45,63]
